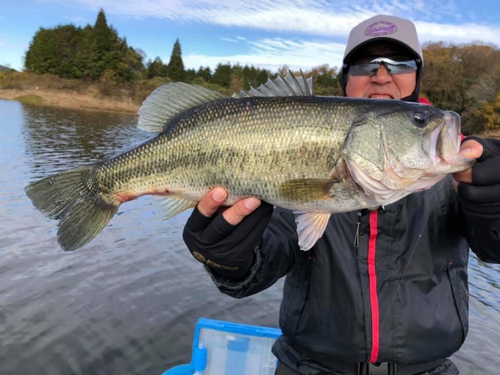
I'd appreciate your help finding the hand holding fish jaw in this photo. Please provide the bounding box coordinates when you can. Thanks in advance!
[197,187,262,225]
[452,139,484,190]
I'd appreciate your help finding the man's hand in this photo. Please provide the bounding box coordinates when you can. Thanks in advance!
[183,188,273,280]
[452,136,500,222]
[197,187,262,225]
[452,139,484,189]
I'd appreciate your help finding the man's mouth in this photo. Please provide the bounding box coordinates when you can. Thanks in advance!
[369,94,393,99]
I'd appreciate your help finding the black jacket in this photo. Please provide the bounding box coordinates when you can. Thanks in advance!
[206,175,500,372]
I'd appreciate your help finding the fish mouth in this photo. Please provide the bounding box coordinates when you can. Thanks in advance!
[430,111,475,173]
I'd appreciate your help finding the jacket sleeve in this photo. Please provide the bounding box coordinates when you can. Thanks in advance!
[205,207,301,298]
[458,137,500,263]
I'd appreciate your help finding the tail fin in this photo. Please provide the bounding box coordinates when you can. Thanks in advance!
[25,166,118,251]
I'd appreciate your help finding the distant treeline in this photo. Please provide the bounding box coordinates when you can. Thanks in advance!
[25,10,144,82]
[23,9,341,96]
[20,9,500,132]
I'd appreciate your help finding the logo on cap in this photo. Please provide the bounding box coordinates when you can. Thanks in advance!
[365,21,398,36]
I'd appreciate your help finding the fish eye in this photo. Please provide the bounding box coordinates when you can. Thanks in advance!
[413,112,429,127]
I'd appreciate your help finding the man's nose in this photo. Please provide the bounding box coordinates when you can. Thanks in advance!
[370,64,392,84]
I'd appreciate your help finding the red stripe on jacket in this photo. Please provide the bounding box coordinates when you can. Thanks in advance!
[368,210,380,362]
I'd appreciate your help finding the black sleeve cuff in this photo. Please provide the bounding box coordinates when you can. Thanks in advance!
[204,246,263,293]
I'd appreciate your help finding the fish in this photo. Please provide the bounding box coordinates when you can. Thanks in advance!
[24,72,474,252]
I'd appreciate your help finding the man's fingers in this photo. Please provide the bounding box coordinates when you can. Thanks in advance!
[222,197,262,226]
[453,139,483,184]
[459,139,483,159]
[452,169,472,184]
[197,187,228,218]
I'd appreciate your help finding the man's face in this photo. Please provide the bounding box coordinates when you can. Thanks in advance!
[345,43,417,99]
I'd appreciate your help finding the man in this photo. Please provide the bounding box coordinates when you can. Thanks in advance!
[183,15,500,375]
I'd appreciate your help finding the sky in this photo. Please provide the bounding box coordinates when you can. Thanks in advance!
[1,0,499,73]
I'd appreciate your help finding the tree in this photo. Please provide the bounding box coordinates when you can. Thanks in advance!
[147,57,166,78]
[25,27,60,74]
[167,39,185,81]
[185,68,196,82]
[421,43,468,114]
[212,63,232,88]
[197,66,211,82]
[257,69,268,85]
[480,93,500,130]
[93,9,114,57]
[311,64,341,96]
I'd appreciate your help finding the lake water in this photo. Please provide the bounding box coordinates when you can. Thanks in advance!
[0,99,499,374]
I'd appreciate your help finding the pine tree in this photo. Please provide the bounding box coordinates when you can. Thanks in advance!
[167,39,185,81]
[212,63,231,88]
[93,9,114,56]
[25,27,59,74]
[147,57,166,78]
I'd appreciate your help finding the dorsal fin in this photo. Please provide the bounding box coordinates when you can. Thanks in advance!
[138,82,228,133]
[232,69,314,98]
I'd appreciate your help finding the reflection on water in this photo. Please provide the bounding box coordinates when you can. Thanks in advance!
[21,104,151,179]
[0,99,499,374]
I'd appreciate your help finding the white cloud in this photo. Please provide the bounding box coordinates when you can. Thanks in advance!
[416,21,499,45]
[63,0,500,45]
[221,37,240,43]
[184,37,345,72]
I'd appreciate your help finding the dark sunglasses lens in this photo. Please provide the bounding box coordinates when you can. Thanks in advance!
[349,58,417,76]
[349,64,380,76]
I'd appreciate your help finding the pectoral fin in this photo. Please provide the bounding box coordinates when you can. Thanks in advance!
[294,212,331,251]
[279,178,339,202]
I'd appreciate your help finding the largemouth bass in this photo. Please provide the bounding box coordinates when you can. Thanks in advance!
[25,72,474,251]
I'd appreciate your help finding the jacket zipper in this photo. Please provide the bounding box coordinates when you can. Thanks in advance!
[354,211,362,248]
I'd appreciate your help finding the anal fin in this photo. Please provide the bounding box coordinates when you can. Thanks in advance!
[294,212,331,251]
[155,195,197,221]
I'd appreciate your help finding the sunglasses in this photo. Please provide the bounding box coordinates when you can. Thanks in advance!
[347,56,419,76]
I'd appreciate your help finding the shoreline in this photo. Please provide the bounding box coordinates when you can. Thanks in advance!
[1,87,499,139]
[0,88,140,114]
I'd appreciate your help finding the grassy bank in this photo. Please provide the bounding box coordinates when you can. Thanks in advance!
[0,72,171,113]
[0,72,233,113]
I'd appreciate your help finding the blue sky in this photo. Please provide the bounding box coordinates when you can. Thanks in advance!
[1,0,499,72]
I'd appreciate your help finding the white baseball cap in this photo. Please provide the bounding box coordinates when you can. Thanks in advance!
[343,15,423,65]
[339,15,424,101]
